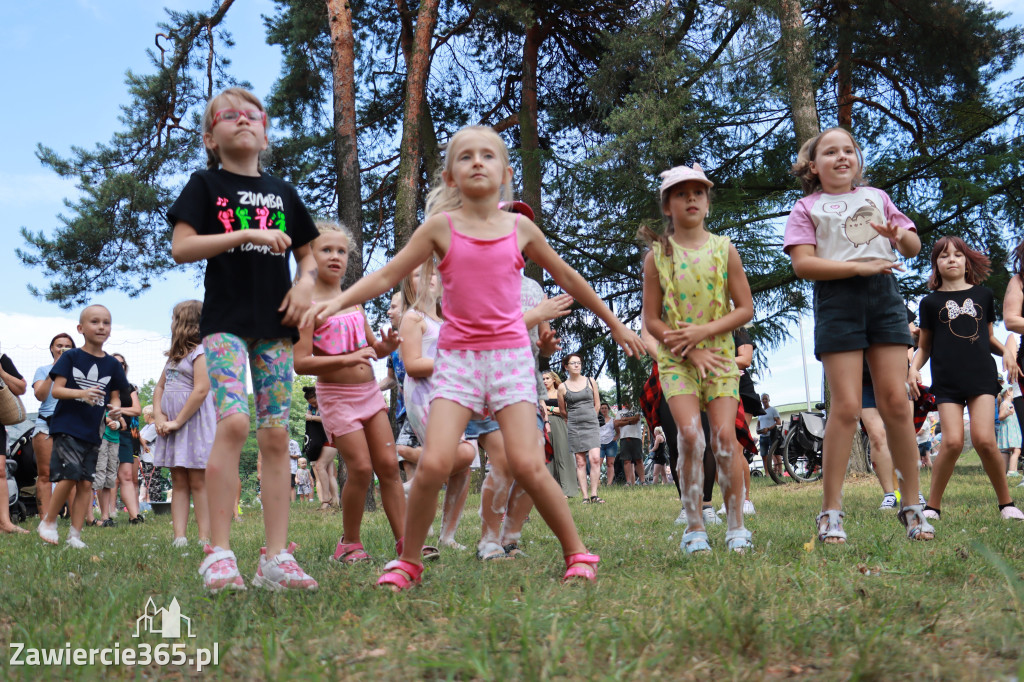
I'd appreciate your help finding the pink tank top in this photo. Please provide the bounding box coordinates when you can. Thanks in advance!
[437,212,530,350]
[312,308,368,355]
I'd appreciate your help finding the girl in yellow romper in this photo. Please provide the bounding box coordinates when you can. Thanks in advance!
[641,164,755,553]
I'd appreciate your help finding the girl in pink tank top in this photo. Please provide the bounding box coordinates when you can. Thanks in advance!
[304,126,647,590]
[293,222,423,565]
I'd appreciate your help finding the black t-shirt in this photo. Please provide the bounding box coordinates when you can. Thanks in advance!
[919,285,999,398]
[49,349,130,444]
[167,169,319,340]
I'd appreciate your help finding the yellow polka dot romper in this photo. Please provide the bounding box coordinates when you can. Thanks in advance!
[653,234,739,405]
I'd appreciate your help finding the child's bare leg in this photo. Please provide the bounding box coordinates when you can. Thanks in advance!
[867,344,921,505]
[170,467,191,538]
[43,480,75,525]
[333,429,376,544]
[496,402,586,557]
[365,412,406,540]
[862,407,895,495]
[929,403,965,510]
[206,413,249,550]
[118,463,139,518]
[70,480,94,533]
[819,351,864,511]
[499,482,533,546]
[966,395,1014,505]
[189,469,210,541]
[667,395,705,533]
[439,445,475,546]
[312,449,329,503]
[397,400,471,567]
[478,435,511,553]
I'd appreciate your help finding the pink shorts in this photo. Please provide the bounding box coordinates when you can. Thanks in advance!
[432,347,537,415]
[316,381,388,440]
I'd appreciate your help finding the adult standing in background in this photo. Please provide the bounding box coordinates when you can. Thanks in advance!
[598,403,618,485]
[558,353,604,504]
[757,394,782,479]
[0,346,28,533]
[614,399,644,485]
[31,333,75,521]
[543,371,577,498]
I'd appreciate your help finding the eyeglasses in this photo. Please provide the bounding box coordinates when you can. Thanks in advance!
[211,108,267,128]
[567,361,581,367]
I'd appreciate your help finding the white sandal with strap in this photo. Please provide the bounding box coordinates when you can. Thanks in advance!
[897,504,935,541]
[816,510,847,544]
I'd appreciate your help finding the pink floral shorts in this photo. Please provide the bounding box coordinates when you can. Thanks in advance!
[432,347,537,415]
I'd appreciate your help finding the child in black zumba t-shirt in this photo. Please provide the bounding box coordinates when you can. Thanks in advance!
[910,236,1024,522]
[37,305,130,549]
[170,87,320,593]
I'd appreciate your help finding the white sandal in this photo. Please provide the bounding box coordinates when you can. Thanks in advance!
[816,510,847,544]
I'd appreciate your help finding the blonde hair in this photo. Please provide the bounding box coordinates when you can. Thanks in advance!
[166,300,203,363]
[401,259,443,321]
[312,219,353,247]
[201,87,267,171]
[790,127,866,195]
[424,126,513,218]
[544,371,562,388]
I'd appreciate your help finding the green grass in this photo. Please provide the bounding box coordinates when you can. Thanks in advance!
[2,451,1024,680]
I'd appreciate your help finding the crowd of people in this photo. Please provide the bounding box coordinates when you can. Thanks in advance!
[4,86,1024,595]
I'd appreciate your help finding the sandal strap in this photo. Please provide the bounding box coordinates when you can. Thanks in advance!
[816,509,847,540]
[724,528,752,542]
[379,559,424,585]
[563,552,599,569]
[198,549,237,574]
[898,504,935,538]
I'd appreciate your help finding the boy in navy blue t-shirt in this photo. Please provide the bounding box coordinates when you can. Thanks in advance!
[37,305,129,549]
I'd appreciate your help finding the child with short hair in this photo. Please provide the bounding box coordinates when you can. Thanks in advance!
[37,304,130,548]
[295,458,313,502]
[170,86,319,592]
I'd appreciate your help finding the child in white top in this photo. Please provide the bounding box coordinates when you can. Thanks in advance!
[784,127,930,543]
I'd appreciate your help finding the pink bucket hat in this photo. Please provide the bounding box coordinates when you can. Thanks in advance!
[498,200,535,221]
[659,163,713,202]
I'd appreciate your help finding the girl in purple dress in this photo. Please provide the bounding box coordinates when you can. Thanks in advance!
[154,300,217,547]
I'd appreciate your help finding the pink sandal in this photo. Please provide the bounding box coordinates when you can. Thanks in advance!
[562,552,600,583]
[332,539,371,564]
[376,559,424,591]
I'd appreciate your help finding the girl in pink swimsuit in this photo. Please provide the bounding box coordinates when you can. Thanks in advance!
[305,126,646,590]
[294,221,419,564]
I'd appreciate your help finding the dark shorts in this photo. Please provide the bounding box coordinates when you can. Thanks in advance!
[290,473,296,488]
[117,437,135,465]
[862,382,877,409]
[50,434,100,483]
[933,392,995,407]
[918,442,931,457]
[617,437,643,462]
[813,274,912,358]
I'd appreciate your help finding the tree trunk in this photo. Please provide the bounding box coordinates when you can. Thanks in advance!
[776,0,819,147]
[520,22,546,283]
[836,0,854,128]
[394,0,441,246]
[326,0,364,285]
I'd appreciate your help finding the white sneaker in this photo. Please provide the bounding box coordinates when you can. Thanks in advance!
[253,542,318,591]
[918,493,927,506]
[674,507,688,525]
[172,536,188,548]
[742,500,756,515]
[703,506,722,525]
[1000,505,1024,521]
[879,493,898,510]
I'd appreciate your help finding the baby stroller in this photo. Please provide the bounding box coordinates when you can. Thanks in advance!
[6,423,34,523]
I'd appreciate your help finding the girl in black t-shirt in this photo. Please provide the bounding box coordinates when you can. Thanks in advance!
[169,87,320,593]
[910,236,1023,523]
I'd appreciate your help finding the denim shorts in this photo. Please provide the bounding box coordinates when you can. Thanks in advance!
[600,442,618,460]
[464,416,501,441]
[812,273,912,358]
[862,382,877,409]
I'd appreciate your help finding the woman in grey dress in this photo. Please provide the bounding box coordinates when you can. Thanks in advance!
[557,353,604,503]
[544,371,578,498]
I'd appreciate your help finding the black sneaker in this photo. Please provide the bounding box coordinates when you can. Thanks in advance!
[100,518,115,528]
[129,515,145,525]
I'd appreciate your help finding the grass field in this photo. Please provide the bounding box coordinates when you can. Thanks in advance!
[2,452,1023,680]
